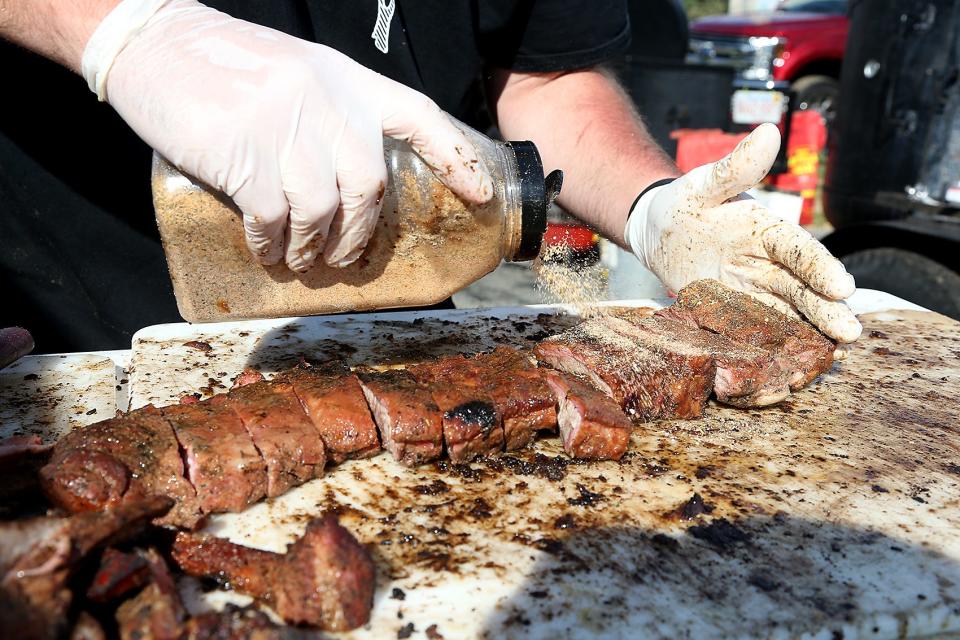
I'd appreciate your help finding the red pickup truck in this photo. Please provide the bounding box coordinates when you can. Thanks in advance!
[686,0,848,123]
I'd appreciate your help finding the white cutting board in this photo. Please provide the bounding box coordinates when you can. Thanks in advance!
[0,354,118,443]
[122,291,960,640]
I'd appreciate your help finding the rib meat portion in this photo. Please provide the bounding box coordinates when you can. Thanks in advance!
[662,279,835,390]
[281,364,381,463]
[609,314,791,407]
[535,316,716,421]
[543,371,631,460]
[114,548,184,640]
[0,497,172,640]
[356,368,444,466]
[409,356,505,463]
[222,380,326,498]
[161,401,267,514]
[172,515,375,632]
[40,406,202,528]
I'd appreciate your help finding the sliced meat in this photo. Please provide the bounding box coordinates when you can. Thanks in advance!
[41,406,202,528]
[281,364,380,463]
[609,314,791,407]
[0,435,52,519]
[222,381,326,498]
[409,355,505,463]
[662,279,835,390]
[534,316,716,421]
[544,371,631,460]
[161,401,267,515]
[469,348,557,450]
[172,514,375,632]
[115,549,185,640]
[355,368,443,466]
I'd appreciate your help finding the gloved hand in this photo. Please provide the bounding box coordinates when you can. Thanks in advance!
[625,123,861,343]
[81,0,493,271]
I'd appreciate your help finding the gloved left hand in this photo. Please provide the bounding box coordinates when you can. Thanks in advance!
[624,123,862,343]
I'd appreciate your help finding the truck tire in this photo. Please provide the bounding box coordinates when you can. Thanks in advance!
[842,248,960,319]
[793,74,840,125]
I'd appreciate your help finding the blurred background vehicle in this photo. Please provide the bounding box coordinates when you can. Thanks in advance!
[687,0,848,127]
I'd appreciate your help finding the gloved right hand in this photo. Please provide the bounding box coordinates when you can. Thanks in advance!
[81,0,494,271]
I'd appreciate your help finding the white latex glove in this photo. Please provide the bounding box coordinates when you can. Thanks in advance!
[625,123,861,343]
[81,0,493,271]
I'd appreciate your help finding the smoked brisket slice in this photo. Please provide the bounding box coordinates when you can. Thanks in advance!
[280,364,381,463]
[543,371,631,460]
[356,368,444,466]
[161,401,267,514]
[609,314,791,407]
[409,356,505,463]
[468,348,558,450]
[662,279,834,390]
[172,515,375,631]
[534,316,716,421]
[40,405,202,529]
[223,380,326,498]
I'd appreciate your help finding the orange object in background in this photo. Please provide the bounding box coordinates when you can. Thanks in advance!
[544,223,598,251]
[768,110,828,225]
[671,129,749,173]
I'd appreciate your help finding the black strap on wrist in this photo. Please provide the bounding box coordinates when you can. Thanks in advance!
[627,177,677,219]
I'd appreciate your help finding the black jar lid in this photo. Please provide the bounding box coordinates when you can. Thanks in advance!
[506,141,563,262]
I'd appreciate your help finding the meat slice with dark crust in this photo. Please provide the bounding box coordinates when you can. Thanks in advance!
[115,548,185,640]
[608,314,791,407]
[280,364,380,463]
[87,548,150,603]
[172,515,375,632]
[222,380,326,498]
[534,316,716,421]
[40,405,202,528]
[356,368,443,466]
[409,356,505,463]
[161,401,267,514]
[468,348,557,450]
[543,371,631,460]
[661,279,835,390]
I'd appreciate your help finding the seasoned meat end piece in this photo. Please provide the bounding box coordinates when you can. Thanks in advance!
[608,314,791,407]
[282,365,381,463]
[544,371,631,460]
[172,515,375,631]
[223,381,326,498]
[40,405,202,529]
[535,317,716,421]
[469,348,557,450]
[409,355,505,462]
[663,279,835,390]
[356,369,443,467]
[161,401,267,514]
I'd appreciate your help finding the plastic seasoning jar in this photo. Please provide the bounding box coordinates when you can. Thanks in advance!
[152,123,562,322]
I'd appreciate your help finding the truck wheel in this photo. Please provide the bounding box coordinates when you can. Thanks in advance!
[842,248,960,319]
[792,75,840,126]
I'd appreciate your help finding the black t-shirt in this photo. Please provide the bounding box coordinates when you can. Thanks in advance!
[0,0,628,353]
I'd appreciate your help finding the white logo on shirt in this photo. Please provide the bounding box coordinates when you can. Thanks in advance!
[372,0,396,54]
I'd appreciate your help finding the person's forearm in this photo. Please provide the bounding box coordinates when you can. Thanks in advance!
[0,0,120,71]
[489,68,678,248]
